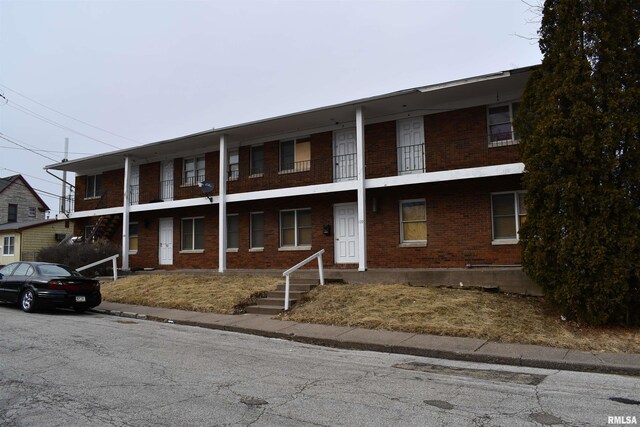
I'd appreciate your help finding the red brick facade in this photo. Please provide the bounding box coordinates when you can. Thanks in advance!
[73,101,525,270]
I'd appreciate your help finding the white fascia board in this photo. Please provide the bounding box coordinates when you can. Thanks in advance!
[365,163,524,189]
[65,206,124,219]
[130,196,219,213]
[226,180,358,203]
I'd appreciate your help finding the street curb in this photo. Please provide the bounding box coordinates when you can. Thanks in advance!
[92,308,640,377]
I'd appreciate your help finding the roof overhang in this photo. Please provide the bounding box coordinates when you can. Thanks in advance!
[46,65,537,175]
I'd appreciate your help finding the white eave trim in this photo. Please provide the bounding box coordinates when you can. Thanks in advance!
[365,163,524,189]
[63,164,523,219]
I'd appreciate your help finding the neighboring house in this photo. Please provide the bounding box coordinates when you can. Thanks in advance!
[0,175,50,224]
[0,219,72,264]
[47,66,533,274]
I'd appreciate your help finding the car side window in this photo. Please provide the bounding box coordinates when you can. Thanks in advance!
[24,266,34,277]
[12,263,31,276]
[0,263,19,277]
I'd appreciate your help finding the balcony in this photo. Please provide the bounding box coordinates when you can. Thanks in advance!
[366,134,520,179]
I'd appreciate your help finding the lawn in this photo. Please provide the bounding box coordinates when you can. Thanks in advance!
[101,275,640,353]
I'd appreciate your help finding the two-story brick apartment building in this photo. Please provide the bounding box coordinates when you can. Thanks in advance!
[47,66,533,275]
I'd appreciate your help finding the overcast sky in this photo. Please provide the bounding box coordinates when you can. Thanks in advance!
[0,0,541,217]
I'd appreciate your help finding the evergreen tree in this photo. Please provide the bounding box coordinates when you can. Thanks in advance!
[515,0,640,325]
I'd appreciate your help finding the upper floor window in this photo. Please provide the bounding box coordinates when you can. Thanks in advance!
[85,175,103,199]
[3,235,15,256]
[400,199,427,244]
[280,137,311,173]
[250,145,264,176]
[183,156,205,186]
[8,204,17,222]
[488,102,519,146]
[491,191,526,243]
[228,149,239,181]
[280,208,311,248]
[28,207,36,217]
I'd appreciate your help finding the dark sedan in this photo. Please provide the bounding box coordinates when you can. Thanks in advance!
[0,262,101,313]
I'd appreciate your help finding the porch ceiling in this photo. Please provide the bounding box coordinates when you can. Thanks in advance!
[46,66,535,175]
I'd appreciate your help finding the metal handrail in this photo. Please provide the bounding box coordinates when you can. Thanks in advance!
[282,249,325,310]
[77,254,120,281]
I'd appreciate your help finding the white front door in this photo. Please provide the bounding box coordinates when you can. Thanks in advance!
[160,160,174,201]
[333,129,357,182]
[334,203,358,264]
[159,218,173,265]
[397,117,425,175]
[130,164,140,205]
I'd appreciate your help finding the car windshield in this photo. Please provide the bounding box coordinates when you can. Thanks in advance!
[37,265,83,278]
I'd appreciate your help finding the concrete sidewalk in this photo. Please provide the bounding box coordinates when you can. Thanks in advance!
[92,301,640,376]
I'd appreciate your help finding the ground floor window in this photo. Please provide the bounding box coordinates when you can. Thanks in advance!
[250,212,264,249]
[181,217,205,251]
[280,208,311,247]
[400,199,427,243]
[491,191,526,242]
[129,222,139,254]
[3,235,15,256]
[227,214,239,250]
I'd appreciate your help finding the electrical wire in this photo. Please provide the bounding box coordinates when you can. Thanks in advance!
[6,101,123,150]
[0,145,95,156]
[0,134,59,162]
[0,83,140,144]
[0,168,58,185]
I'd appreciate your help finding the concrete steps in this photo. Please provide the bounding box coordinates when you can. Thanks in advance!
[245,279,319,315]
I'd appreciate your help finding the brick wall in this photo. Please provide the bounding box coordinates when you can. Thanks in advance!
[97,174,524,270]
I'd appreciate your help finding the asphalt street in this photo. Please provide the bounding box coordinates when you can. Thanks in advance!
[1,305,638,426]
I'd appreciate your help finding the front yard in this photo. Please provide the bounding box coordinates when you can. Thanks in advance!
[101,274,640,354]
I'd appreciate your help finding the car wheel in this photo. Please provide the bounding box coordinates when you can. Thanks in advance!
[20,289,37,313]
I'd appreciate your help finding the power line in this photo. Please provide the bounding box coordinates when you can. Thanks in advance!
[0,176,63,199]
[0,83,140,144]
[0,145,95,156]
[6,100,123,150]
[0,134,59,162]
[0,168,58,185]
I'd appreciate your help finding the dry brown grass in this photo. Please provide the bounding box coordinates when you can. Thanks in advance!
[282,284,640,354]
[101,276,639,353]
[101,274,280,314]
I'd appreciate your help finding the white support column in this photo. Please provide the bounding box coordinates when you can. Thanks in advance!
[218,135,227,272]
[355,106,367,271]
[121,156,131,271]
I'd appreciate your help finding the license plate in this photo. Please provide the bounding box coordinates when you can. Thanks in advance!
[75,296,86,302]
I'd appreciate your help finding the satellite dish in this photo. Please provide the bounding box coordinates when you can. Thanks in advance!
[199,180,214,193]
[198,180,214,202]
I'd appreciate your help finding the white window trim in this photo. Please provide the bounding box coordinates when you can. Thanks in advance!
[491,191,526,244]
[181,216,205,251]
[279,208,312,248]
[226,213,239,250]
[399,199,427,244]
[182,156,206,186]
[279,137,311,173]
[129,221,139,255]
[249,145,264,178]
[2,235,15,256]
[487,101,520,148]
[85,174,102,199]
[250,211,264,250]
[227,149,239,181]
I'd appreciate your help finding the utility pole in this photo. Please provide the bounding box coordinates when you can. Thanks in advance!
[61,138,69,214]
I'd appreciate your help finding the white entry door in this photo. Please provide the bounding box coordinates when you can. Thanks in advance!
[333,129,357,182]
[159,218,173,265]
[160,160,174,201]
[334,203,358,264]
[397,117,425,175]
